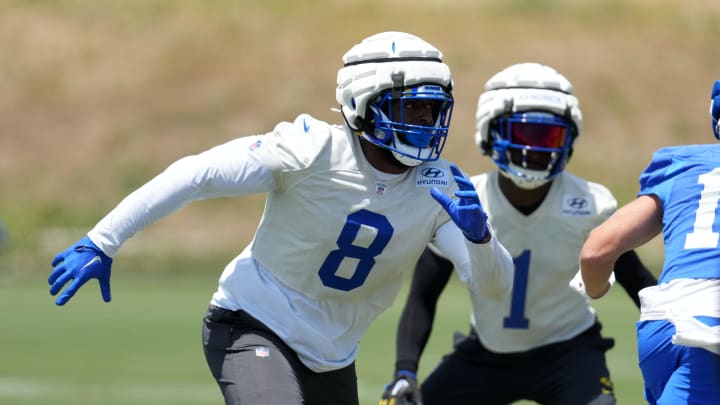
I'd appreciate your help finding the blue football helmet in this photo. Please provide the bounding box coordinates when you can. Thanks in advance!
[337,32,454,166]
[710,80,720,140]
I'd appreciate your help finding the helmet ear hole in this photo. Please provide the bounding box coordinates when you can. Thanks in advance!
[353,115,375,137]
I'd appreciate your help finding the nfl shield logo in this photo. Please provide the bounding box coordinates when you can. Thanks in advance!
[255,347,270,358]
[375,183,387,195]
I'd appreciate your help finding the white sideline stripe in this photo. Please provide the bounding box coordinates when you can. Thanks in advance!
[0,377,56,398]
[1,377,386,402]
[0,377,218,401]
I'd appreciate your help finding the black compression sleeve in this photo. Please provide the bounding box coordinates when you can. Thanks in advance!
[613,250,658,309]
[394,247,454,375]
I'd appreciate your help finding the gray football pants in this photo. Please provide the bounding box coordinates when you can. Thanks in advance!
[202,305,359,405]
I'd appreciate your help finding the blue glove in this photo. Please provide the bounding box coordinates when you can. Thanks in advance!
[48,236,113,306]
[431,164,489,243]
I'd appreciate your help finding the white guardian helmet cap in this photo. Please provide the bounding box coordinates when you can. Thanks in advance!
[475,63,582,189]
[336,32,454,166]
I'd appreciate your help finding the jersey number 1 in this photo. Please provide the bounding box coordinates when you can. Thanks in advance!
[503,250,531,329]
[684,168,720,249]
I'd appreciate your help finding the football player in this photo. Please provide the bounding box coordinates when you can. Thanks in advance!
[47,32,515,405]
[381,63,657,405]
[580,81,720,404]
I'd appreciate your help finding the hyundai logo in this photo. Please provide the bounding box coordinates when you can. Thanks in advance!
[421,168,445,178]
[566,197,588,209]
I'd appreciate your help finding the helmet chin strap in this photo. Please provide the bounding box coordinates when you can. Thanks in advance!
[392,150,423,167]
[500,166,551,190]
[354,126,425,167]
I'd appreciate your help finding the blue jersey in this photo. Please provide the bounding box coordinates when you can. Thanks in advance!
[638,144,720,283]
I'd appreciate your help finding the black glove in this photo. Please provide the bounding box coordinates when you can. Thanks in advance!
[379,370,422,405]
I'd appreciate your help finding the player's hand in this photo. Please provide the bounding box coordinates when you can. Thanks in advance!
[379,370,422,405]
[431,164,489,243]
[569,269,615,299]
[49,236,113,306]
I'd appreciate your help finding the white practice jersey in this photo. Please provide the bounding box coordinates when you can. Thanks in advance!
[88,114,514,372]
[468,170,617,352]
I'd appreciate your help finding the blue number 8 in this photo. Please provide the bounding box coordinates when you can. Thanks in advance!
[318,209,394,291]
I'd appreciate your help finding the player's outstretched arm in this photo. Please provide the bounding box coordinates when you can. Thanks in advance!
[430,164,489,243]
[581,195,662,298]
[431,164,514,301]
[48,236,113,306]
[569,250,656,307]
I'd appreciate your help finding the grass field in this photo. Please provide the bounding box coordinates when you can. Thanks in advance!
[1,257,649,405]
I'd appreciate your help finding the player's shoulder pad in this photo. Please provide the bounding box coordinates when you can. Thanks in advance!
[271,113,336,150]
[561,171,612,196]
[469,172,489,191]
[294,114,332,135]
[561,171,617,214]
[272,114,333,137]
[638,146,681,192]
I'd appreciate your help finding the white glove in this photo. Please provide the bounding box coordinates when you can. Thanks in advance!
[569,269,615,299]
[379,371,422,405]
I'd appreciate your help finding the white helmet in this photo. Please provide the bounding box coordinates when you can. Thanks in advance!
[336,32,454,166]
[475,63,582,189]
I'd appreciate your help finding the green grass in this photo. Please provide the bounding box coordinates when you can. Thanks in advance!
[1,262,647,404]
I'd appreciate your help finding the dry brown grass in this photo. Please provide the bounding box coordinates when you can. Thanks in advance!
[2,0,718,252]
